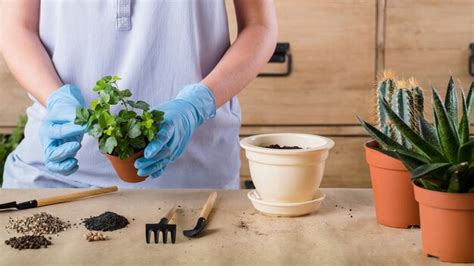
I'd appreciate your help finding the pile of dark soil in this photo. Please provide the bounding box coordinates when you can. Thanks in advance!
[82,211,129,232]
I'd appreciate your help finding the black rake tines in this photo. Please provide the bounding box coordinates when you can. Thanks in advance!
[145,218,177,244]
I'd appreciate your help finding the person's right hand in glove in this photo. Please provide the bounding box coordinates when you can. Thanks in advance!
[39,84,86,175]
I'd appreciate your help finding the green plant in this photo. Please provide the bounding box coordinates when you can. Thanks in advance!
[0,115,27,186]
[360,77,474,193]
[375,71,424,149]
[75,76,164,160]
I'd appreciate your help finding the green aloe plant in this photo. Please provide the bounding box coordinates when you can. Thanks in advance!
[359,77,474,193]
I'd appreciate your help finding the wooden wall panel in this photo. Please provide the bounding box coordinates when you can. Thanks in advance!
[385,0,474,94]
[0,59,31,127]
[226,0,377,125]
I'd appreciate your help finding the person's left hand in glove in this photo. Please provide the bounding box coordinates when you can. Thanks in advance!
[134,83,216,178]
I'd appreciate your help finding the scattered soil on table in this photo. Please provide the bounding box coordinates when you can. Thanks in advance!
[6,212,71,235]
[237,220,249,230]
[263,144,303,150]
[335,204,354,218]
[5,235,52,250]
[82,212,129,232]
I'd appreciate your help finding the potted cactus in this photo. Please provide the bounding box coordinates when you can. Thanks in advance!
[75,76,164,183]
[359,71,421,228]
[360,77,474,263]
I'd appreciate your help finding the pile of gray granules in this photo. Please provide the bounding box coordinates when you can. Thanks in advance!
[5,212,71,235]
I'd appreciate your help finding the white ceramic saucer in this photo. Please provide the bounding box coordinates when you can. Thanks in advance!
[247,190,325,217]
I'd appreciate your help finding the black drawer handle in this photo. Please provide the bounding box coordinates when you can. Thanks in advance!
[258,42,292,77]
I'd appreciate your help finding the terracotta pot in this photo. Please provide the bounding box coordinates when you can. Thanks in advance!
[414,183,474,263]
[364,140,419,228]
[106,150,146,183]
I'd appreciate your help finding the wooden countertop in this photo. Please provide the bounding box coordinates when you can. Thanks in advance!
[0,189,445,265]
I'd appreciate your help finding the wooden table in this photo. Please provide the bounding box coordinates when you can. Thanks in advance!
[0,188,447,265]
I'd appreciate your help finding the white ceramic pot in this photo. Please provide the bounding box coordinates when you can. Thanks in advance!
[240,133,334,203]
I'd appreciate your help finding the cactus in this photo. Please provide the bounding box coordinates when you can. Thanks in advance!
[359,77,474,193]
[375,71,424,150]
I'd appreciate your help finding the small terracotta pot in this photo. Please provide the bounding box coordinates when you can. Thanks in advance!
[106,150,146,183]
[365,140,419,228]
[414,183,474,263]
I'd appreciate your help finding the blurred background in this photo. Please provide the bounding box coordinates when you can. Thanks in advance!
[1,0,473,188]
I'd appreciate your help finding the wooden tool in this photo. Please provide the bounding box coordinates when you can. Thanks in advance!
[183,192,217,238]
[0,186,118,211]
[146,205,177,244]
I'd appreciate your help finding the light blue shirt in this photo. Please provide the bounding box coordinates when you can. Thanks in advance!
[3,0,241,189]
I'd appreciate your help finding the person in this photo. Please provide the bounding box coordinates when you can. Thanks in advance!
[0,0,277,188]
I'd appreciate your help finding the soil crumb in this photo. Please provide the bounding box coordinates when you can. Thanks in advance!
[237,220,249,230]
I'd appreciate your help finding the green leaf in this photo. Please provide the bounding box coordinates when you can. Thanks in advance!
[412,163,451,179]
[127,120,141,138]
[104,136,117,154]
[467,82,473,121]
[89,124,103,138]
[120,89,132,98]
[100,90,111,104]
[130,137,146,150]
[144,128,155,142]
[432,88,459,163]
[119,146,134,160]
[444,77,458,131]
[447,171,461,193]
[128,100,150,111]
[112,75,121,81]
[151,110,164,122]
[419,117,440,149]
[119,110,137,120]
[358,117,430,163]
[459,91,470,145]
[104,126,114,136]
[419,178,444,192]
[74,107,89,125]
[143,119,154,129]
[381,99,445,162]
[458,140,474,163]
[395,151,426,173]
[90,99,100,110]
[98,112,115,128]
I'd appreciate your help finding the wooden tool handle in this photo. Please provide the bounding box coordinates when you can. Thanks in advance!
[36,186,118,207]
[199,191,217,220]
[164,205,177,221]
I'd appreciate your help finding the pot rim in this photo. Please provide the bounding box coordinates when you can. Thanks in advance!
[105,150,144,161]
[413,181,474,210]
[240,133,335,154]
[364,139,407,170]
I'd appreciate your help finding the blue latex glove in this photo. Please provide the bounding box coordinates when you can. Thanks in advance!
[134,83,216,178]
[40,84,86,175]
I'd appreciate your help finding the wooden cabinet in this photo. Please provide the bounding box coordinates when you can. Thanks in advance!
[226,0,377,125]
[384,0,474,93]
